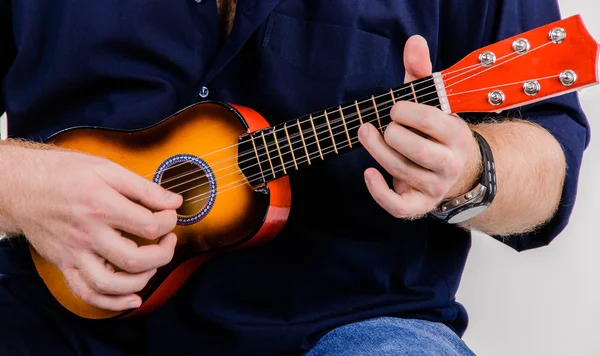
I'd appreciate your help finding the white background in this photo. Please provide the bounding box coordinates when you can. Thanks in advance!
[1,1,599,355]
[457,1,600,355]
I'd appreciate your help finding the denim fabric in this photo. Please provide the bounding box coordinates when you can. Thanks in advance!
[306,317,475,356]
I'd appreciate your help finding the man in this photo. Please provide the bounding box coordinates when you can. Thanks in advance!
[0,0,590,355]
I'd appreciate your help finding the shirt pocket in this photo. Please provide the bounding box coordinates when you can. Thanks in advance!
[261,12,391,80]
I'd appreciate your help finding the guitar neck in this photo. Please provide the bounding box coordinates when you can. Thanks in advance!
[238,74,446,187]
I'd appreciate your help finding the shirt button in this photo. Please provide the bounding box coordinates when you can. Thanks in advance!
[194,0,203,3]
[199,86,209,98]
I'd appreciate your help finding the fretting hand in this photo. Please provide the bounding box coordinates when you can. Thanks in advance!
[359,35,482,219]
[0,144,182,311]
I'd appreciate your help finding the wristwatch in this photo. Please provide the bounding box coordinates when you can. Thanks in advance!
[429,131,497,224]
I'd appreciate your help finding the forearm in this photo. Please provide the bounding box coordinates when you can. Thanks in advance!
[456,119,567,236]
[0,139,59,235]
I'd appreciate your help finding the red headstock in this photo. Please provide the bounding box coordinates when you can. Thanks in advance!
[440,15,599,114]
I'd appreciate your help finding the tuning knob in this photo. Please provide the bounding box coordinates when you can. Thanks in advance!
[488,90,505,106]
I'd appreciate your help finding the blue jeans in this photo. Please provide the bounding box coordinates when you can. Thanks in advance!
[305,317,475,355]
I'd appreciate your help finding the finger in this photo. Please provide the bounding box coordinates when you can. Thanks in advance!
[93,230,177,274]
[403,35,433,83]
[101,162,183,211]
[390,101,461,145]
[364,168,433,219]
[63,267,142,311]
[359,123,437,192]
[78,253,157,296]
[384,122,452,173]
[100,190,178,240]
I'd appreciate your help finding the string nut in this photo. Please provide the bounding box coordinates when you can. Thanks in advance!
[487,90,505,106]
[559,70,577,86]
[512,38,531,54]
[523,80,541,96]
[549,27,566,44]
[479,51,496,67]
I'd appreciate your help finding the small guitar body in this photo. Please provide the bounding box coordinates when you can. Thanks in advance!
[30,101,291,319]
[28,14,598,320]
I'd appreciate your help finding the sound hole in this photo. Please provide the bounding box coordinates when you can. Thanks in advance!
[160,162,209,217]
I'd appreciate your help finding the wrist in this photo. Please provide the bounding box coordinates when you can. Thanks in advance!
[445,130,483,199]
[0,143,37,235]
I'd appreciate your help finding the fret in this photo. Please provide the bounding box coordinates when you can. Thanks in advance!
[371,95,383,134]
[238,76,441,186]
[309,114,324,160]
[311,111,335,158]
[285,120,307,169]
[373,92,394,134]
[323,110,338,154]
[354,97,376,133]
[354,100,363,125]
[410,83,418,103]
[261,131,276,178]
[283,123,298,170]
[338,105,352,148]
[272,129,286,175]
[238,135,266,187]
[297,119,311,165]
[340,104,360,148]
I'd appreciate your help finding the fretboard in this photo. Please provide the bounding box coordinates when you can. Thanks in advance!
[238,75,442,188]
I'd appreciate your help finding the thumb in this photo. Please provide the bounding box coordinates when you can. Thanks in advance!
[403,35,433,83]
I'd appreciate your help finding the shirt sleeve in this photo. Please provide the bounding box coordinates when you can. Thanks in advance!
[468,0,591,251]
[1,0,16,115]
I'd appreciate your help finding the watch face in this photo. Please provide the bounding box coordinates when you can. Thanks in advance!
[448,206,489,224]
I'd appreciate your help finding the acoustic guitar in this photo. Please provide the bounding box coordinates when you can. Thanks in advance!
[29,15,599,319]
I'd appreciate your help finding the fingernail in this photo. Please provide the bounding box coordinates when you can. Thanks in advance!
[129,299,141,308]
[359,124,369,138]
[365,170,373,183]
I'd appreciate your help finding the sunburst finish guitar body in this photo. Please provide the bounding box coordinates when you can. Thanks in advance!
[29,15,599,319]
[30,102,292,319]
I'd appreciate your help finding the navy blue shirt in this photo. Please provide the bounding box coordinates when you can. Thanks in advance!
[0,0,590,355]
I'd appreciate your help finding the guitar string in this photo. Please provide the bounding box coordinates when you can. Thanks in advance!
[167,94,442,195]
[160,82,441,189]
[164,93,439,193]
[159,48,526,187]
[144,51,517,184]
[174,99,441,196]
[181,68,561,203]
[185,108,411,205]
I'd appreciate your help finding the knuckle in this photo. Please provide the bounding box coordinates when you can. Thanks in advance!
[389,161,407,179]
[430,184,447,200]
[79,291,95,304]
[141,223,161,239]
[67,225,94,249]
[124,258,143,273]
[91,278,111,294]
[86,200,109,221]
[413,147,431,166]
